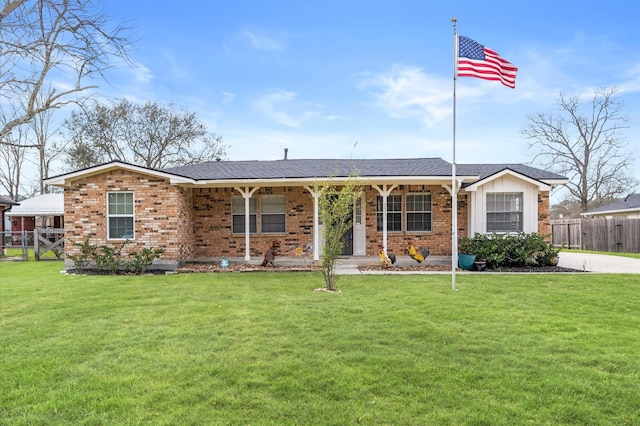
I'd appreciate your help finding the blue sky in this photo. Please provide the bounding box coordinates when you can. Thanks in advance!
[98,0,639,187]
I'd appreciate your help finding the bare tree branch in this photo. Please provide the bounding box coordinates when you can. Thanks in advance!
[0,0,133,143]
[523,87,638,212]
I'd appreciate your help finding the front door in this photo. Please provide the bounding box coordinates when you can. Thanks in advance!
[353,196,366,255]
[340,200,354,255]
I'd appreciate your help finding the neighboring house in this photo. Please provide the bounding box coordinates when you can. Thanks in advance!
[44,158,567,270]
[1,194,19,234]
[581,194,640,219]
[5,193,65,235]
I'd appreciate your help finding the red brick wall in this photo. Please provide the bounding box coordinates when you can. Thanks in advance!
[538,191,551,239]
[64,169,193,261]
[65,174,466,260]
[192,186,315,258]
[362,185,466,256]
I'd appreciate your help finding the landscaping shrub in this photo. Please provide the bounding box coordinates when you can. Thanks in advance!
[67,239,97,271]
[66,239,165,274]
[459,232,559,269]
[130,247,165,274]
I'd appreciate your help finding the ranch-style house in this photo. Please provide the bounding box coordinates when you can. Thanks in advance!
[45,157,568,270]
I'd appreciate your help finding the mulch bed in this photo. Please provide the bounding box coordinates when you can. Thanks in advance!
[177,263,320,273]
[359,264,585,273]
[65,263,585,275]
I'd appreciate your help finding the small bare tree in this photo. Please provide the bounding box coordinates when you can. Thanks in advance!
[0,128,28,200]
[317,174,363,291]
[523,87,638,212]
[62,99,227,169]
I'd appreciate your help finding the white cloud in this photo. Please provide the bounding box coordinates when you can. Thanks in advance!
[244,31,284,51]
[253,90,327,128]
[359,65,452,127]
[131,62,153,84]
[254,90,301,127]
[222,91,236,104]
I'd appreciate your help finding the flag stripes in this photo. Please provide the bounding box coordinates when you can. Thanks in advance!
[457,35,517,89]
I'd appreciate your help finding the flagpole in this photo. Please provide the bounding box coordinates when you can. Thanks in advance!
[451,18,458,291]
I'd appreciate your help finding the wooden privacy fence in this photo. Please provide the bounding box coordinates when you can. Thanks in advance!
[551,218,640,253]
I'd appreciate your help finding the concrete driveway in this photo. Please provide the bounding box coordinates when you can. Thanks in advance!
[558,252,640,273]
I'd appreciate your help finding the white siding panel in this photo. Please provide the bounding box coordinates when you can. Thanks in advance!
[467,175,539,235]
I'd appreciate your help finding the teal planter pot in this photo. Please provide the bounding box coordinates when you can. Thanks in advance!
[458,253,476,270]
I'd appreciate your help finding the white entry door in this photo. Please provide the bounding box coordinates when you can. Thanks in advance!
[353,195,366,255]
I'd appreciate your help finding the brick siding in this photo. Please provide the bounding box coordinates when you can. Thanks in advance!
[64,171,559,262]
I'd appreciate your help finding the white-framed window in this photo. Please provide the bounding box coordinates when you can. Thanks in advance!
[406,193,432,232]
[261,194,286,233]
[107,192,134,239]
[376,194,402,232]
[487,192,523,232]
[232,196,257,234]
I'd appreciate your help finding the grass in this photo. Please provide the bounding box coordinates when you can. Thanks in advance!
[2,247,60,261]
[1,261,639,425]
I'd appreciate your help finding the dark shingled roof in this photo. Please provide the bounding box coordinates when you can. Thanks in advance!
[0,195,18,206]
[456,163,567,181]
[583,193,640,214]
[163,158,455,180]
[162,158,566,181]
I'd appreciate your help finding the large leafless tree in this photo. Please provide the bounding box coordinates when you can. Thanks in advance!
[522,87,638,212]
[0,0,130,196]
[63,99,227,169]
[0,0,132,155]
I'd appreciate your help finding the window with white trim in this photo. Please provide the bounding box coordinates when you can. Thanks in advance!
[486,192,523,232]
[107,192,134,239]
[406,193,432,231]
[261,194,286,233]
[232,196,256,234]
[376,194,402,232]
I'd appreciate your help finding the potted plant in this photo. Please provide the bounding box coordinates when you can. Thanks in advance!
[457,237,477,270]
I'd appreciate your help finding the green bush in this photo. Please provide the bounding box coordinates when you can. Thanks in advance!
[92,241,128,274]
[66,239,97,271]
[459,233,559,269]
[65,239,165,274]
[130,247,165,274]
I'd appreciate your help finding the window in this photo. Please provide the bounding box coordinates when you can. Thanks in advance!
[487,192,523,232]
[261,194,285,233]
[406,193,432,231]
[107,192,134,239]
[376,194,402,232]
[232,196,256,234]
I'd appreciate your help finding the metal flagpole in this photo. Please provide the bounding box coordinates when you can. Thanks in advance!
[451,18,458,291]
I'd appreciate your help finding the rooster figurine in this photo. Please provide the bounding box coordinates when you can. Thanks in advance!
[378,248,396,268]
[260,240,281,267]
[408,245,430,264]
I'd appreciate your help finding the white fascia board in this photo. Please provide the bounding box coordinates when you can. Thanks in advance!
[182,175,480,188]
[44,162,196,186]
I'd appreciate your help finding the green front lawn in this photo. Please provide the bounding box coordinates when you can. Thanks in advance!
[1,262,639,425]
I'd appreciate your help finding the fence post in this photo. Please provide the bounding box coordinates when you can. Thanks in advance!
[35,228,40,261]
[21,229,28,261]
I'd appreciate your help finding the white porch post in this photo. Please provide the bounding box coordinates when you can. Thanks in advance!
[372,184,397,255]
[234,186,259,261]
[304,185,320,261]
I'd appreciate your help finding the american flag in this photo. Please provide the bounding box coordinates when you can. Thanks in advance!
[457,35,518,89]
